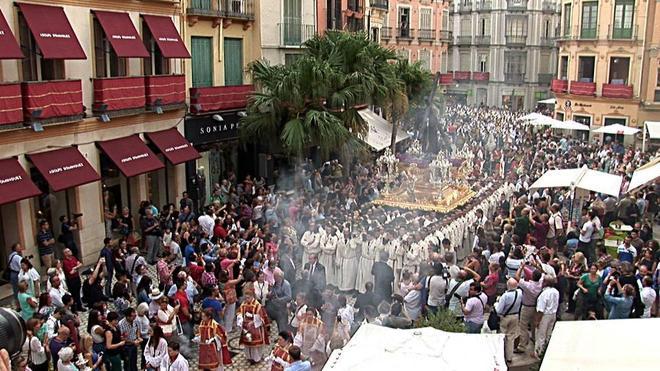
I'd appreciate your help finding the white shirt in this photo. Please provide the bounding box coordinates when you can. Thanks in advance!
[198,214,215,238]
[143,337,168,369]
[536,287,560,315]
[18,268,40,296]
[161,353,189,371]
[427,275,448,307]
[641,287,657,318]
[579,221,594,243]
[49,286,69,308]
[22,335,47,366]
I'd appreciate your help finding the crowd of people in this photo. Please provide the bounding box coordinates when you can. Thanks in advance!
[5,103,660,371]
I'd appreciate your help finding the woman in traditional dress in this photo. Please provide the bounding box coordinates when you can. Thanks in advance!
[293,307,326,364]
[198,308,231,371]
[237,288,270,365]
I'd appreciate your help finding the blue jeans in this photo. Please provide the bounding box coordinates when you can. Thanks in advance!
[123,344,138,371]
[465,320,483,333]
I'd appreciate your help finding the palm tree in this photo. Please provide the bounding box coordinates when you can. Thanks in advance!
[241,31,429,158]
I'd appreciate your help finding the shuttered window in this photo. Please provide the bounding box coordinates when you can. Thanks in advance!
[224,38,244,86]
[191,36,213,87]
[419,50,432,71]
[420,8,432,30]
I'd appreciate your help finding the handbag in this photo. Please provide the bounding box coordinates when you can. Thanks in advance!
[488,290,518,331]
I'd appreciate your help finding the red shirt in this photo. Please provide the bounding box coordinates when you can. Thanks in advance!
[483,272,499,297]
[188,262,204,284]
[214,225,228,240]
[62,256,80,279]
[173,290,190,323]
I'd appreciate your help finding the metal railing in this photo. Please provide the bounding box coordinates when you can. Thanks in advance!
[507,0,527,11]
[279,23,315,47]
[505,72,525,84]
[381,26,393,39]
[456,35,472,45]
[439,30,453,41]
[579,26,598,40]
[538,73,553,85]
[221,0,255,19]
[418,29,436,41]
[475,1,491,11]
[608,24,636,40]
[459,2,472,13]
[542,1,558,13]
[188,0,220,16]
[505,35,527,46]
[474,35,491,45]
[397,27,414,39]
[370,0,388,10]
[540,37,556,47]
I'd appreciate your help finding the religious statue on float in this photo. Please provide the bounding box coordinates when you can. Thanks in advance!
[429,152,451,187]
[376,148,398,193]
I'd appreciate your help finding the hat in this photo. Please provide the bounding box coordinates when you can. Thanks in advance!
[149,288,163,301]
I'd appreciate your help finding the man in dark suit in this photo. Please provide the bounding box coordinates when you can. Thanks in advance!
[279,244,297,285]
[372,250,395,304]
[303,253,326,293]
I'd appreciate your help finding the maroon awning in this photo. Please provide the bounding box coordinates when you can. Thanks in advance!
[141,15,190,58]
[17,3,86,59]
[93,10,149,58]
[146,128,201,165]
[0,158,41,205]
[28,147,100,192]
[98,135,164,177]
[0,9,23,59]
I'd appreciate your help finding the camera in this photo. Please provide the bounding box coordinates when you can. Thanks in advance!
[72,213,83,219]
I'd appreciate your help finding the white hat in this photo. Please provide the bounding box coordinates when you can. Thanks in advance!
[149,288,163,301]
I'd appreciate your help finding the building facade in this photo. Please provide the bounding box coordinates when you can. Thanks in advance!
[552,0,660,129]
[260,0,317,65]
[182,0,262,209]
[317,0,368,32]
[378,0,451,73]
[0,0,192,279]
[447,0,560,110]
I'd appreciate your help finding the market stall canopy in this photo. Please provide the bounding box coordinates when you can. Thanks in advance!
[592,123,640,135]
[517,112,547,121]
[529,115,562,127]
[645,121,660,139]
[541,318,660,371]
[323,324,506,371]
[538,98,556,104]
[627,157,660,192]
[357,109,409,152]
[550,120,590,131]
[529,166,622,197]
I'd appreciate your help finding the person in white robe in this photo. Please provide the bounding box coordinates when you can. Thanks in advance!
[318,225,338,286]
[335,228,359,292]
[355,233,376,293]
[300,221,321,264]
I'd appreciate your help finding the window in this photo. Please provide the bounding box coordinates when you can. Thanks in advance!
[580,2,598,39]
[459,52,470,71]
[505,15,527,36]
[563,4,572,36]
[479,55,488,72]
[480,18,489,35]
[371,27,379,42]
[143,20,170,76]
[578,56,595,82]
[223,38,244,86]
[93,17,127,78]
[460,18,472,35]
[613,0,634,38]
[608,57,630,84]
[191,36,213,87]
[573,115,592,126]
[398,7,411,37]
[540,52,552,73]
[505,53,526,75]
[397,49,410,62]
[560,56,568,79]
[556,112,565,121]
[442,10,449,31]
[420,8,432,30]
[544,19,551,38]
[419,50,432,71]
[18,11,64,81]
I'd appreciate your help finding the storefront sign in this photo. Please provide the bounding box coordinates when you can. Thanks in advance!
[609,105,625,110]
[48,162,84,174]
[575,102,592,108]
[185,113,241,146]
[0,175,23,184]
[120,153,150,163]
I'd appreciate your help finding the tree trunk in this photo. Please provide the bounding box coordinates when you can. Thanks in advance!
[390,118,399,153]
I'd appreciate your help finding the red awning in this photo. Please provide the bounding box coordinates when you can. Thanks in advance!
[93,10,149,58]
[17,3,86,60]
[98,135,164,177]
[146,128,201,165]
[0,9,23,59]
[28,147,100,192]
[0,158,41,205]
[141,15,190,58]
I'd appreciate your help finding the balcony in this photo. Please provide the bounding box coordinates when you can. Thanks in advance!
[475,1,491,11]
[418,29,435,42]
[551,79,568,93]
[0,83,23,127]
[439,30,453,41]
[279,23,315,47]
[381,26,393,40]
[221,0,255,20]
[569,81,596,96]
[474,35,491,46]
[505,73,525,84]
[22,80,84,123]
[347,0,363,12]
[346,17,364,32]
[507,0,527,11]
[602,83,633,99]
[579,27,598,40]
[472,72,490,82]
[542,1,558,13]
[370,0,388,10]
[540,37,556,47]
[505,35,527,47]
[396,27,414,40]
[456,36,472,45]
[92,76,146,115]
[454,71,471,81]
[187,0,222,27]
[608,25,636,40]
[439,73,454,85]
[538,73,554,85]
[459,2,472,13]
[189,84,254,114]
[144,74,186,111]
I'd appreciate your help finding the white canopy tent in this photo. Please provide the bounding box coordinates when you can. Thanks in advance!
[529,166,623,197]
[538,98,556,104]
[528,115,562,127]
[323,324,507,371]
[357,109,410,151]
[541,319,660,371]
[550,120,590,131]
[642,121,660,152]
[592,123,640,135]
[627,157,660,192]
[517,112,547,121]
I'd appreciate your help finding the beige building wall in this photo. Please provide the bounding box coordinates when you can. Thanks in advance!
[260,0,317,65]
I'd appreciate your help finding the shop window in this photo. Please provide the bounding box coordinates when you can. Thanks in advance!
[93,17,127,78]
[608,57,630,84]
[18,11,64,81]
[143,19,170,76]
[577,56,595,82]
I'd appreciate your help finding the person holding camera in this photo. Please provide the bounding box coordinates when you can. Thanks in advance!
[141,209,162,265]
[59,215,80,258]
[604,277,635,319]
[460,281,487,333]
[7,243,25,310]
